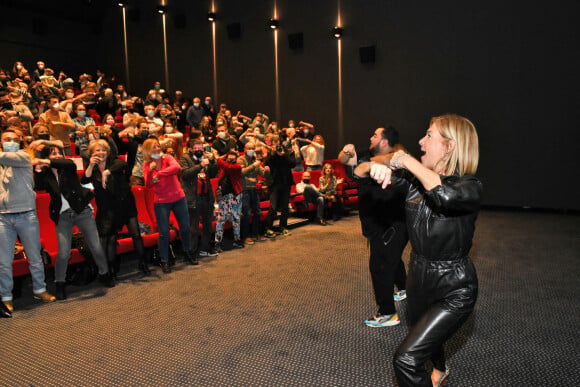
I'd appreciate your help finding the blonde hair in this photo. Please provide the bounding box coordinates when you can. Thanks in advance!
[322,162,334,176]
[142,138,160,163]
[431,114,479,176]
[88,139,110,156]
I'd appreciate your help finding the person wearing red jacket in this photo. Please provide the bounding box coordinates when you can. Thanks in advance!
[142,138,197,273]
[214,151,244,252]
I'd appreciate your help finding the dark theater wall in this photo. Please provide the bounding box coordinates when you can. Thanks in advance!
[1,0,579,210]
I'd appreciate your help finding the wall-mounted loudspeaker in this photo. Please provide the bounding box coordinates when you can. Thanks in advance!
[288,33,304,51]
[359,45,376,63]
[32,19,48,35]
[227,23,242,40]
[174,14,186,29]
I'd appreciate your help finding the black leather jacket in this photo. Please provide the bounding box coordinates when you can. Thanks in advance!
[394,174,483,261]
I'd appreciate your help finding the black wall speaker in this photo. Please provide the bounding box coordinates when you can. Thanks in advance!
[288,33,304,51]
[128,8,141,23]
[359,45,376,63]
[227,23,242,40]
[174,13,186,29]
[32,19,48,35]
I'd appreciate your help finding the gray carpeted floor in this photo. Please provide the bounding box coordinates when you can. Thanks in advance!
[1,210,579,386]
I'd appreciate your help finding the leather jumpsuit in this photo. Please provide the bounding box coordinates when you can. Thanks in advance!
[391,174,482,387]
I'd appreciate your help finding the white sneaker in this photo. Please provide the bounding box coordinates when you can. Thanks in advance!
[393,290,407,301]
[364,313,400,327]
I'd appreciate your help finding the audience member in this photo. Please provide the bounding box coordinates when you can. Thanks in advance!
[34,144,115,300]
[238,142,269,244]
[214,151,244,251]
[82,140,150,276]
[212,125,237,157]
[0,129,55,318]
[264,138,296,238]
[142,137,197,272]
[319,163,344,220]
[180,139,219,258]
[296,171,326,225]
[300,134,325,171]
[37,96,75,156]
[186,97,204,129]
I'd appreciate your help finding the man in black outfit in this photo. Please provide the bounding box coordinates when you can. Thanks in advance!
[264,138,296,238]
[339,126,408,327]
[180,139,219,258]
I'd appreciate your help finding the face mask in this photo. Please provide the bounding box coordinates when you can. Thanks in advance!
[289,123,295,128]
[52,103,60,110]
[151,153,162,160]
[304,129,309,136]
[246,150,255,158]
[218,132,227,140]
[38,133,50,141]
[88,134,95,141]
[16,65,22,70]
[254,129,261,135]
[255,122,262,127]
[165,127,174,133]
[77,111,86,118]
[2,141,20,152]
[106,119,115,125]
[194,103,200,108]
[216,121,224,126]
[271,125,277,130]
[141,130,149,138]
[147,110,155,118]
[205,101,210,106]
[155,85,160,91]
[66,92,74,99]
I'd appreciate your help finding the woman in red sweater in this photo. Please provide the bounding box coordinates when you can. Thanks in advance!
[142,138,197,273]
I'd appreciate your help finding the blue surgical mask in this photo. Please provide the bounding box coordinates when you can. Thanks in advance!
[151,153,162,160]
[147,110,155,118]
[246,150,255,158]
[3,141,20,152]
[77,111,86,118]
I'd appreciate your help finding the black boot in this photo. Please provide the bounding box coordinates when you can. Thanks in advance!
[138,262,151,275]
[55,282,67,300]
[98,273,115,288]
[160,262,171,273]
[185,251,199,266]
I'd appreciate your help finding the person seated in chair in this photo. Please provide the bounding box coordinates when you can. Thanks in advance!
[295,171,326,225]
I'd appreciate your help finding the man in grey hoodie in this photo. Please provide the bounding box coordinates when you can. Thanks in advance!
[0,129,55,317]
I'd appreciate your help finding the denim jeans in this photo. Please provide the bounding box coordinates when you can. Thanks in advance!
[0,210,47,301]
[55,206,109,282]
[153,197,191,262]
[302,186,324,219]
[241,189,261,238]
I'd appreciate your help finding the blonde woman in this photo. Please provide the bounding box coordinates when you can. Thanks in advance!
[355,114,481,387]
[81,140,150,276]
[142,138,197,273]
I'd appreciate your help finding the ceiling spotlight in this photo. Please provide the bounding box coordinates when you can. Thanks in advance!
[269,19,279,29]
[117,1,126,7]
[207,12,216,22]
[332,26,343,38]
[156,5,166,14]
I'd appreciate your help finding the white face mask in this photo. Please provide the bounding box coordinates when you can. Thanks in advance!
[151,153,162,160]
[218,132,227,140]
[52,103,60,110]
[65,92,74,99]
[165,127,174,133]
[88,134,95,141]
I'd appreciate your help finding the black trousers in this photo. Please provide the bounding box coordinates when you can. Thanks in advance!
[393,254,478,387]
[265,184,290,229]
[188,197,213,253]
[368,221,408,316]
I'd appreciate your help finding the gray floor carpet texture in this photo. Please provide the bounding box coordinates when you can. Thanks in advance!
[1,210,579,386]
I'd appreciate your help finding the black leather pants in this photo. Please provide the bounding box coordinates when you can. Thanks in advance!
[393,254,478,387]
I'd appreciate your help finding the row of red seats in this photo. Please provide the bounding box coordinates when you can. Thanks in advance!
[12,160,358,278]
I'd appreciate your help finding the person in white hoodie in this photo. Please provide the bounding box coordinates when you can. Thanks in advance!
[0,129,55,317]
